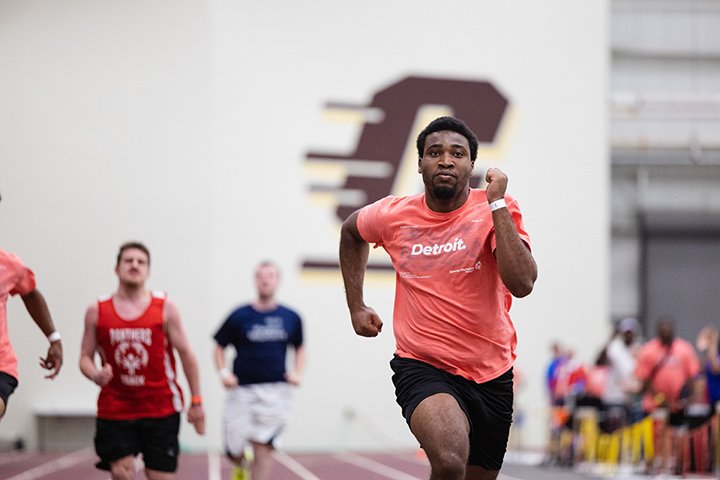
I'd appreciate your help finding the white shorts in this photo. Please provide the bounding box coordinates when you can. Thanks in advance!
[223,382,292,457]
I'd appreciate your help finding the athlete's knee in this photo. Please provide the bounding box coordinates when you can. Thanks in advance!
[0,399,6,420]
[428,449,466,480]
[110,457,135,480]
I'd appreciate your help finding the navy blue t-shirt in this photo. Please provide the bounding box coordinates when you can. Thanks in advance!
[214,304,303,385]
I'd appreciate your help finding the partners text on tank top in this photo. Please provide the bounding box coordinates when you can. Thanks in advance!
[95,291,183,420]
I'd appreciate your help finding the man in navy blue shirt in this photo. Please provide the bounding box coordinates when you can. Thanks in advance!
[213,261,306,480]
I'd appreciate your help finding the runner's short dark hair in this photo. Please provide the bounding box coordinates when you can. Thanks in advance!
[416,116,479,161]
[116,241,151,266]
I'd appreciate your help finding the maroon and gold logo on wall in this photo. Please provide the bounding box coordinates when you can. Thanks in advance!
[303,76,510,272]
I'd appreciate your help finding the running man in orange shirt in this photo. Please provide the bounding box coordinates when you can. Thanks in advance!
[0,192,63,422]
[339,116,537,480]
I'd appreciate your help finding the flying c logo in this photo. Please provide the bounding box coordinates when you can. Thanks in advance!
[303,75,510,273]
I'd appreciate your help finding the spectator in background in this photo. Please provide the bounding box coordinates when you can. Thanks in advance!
[582,348,610,411]
[635,317,699,418]
[603,317,642,428]
[546,342,566,405]
[553,349,587,408]
[544,343,569,466]
[634,315,700,474]
[696,325,720,415]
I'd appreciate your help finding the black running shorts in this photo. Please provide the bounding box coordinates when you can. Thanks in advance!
[0,372,18,411]
[390,356,513,471]
[94,413,180,472]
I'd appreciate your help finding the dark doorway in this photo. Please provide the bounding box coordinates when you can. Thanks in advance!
[641,212,720,343]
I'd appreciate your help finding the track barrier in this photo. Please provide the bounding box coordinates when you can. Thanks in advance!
[544,405,718,476]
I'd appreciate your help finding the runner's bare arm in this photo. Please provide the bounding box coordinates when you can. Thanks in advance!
[79,303,113,386]
[339,210,383,337]
[21,289,63,379]
[213,343,238,388]
[485,168,537,298]
[285,344,307,385]
[165,300,206,435]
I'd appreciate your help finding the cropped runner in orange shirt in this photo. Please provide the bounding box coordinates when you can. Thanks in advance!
[0,191,63,422]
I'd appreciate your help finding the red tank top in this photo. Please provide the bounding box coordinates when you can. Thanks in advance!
[95,291,184,420]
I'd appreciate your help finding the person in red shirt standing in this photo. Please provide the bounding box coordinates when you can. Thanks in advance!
[0,192,63,421]
[339,116,537,480]
[79,241,205,480]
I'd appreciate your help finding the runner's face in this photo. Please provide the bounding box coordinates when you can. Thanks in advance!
[116,248,149,287]
[256,265,279,299]
[419,131,474,199]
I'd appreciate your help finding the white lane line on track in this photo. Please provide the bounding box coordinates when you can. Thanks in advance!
[498,474,523,480]
[274,451,322,480]
[334,451,422,480]
[5,448,95,480]
[207,451,221,480]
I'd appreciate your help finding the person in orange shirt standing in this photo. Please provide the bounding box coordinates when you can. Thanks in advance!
[634,316,700,474]
[339,116,537,480]
[0,192,63,422]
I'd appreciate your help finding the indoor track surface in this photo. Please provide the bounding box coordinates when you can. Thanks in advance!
[0,448,717,479]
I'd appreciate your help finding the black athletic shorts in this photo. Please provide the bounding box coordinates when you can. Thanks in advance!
[667,409,686,428]
[390,356,514,471]
[0,372,19,411]
[641,408,687,428]
[94,413,180,472]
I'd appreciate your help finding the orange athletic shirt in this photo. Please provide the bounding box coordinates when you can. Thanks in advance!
[358,189,531,383]
[95,291,184,420]
[634,337,700,412]
[0,248,37,380]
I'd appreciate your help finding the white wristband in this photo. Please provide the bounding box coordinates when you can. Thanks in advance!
[489,198,507,212]
[47,331,61,343]
[219,367,232,379]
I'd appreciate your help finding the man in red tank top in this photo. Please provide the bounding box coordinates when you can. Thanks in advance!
[79,241,205,480]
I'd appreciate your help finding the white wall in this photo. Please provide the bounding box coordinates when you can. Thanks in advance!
[0,0,609,453]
